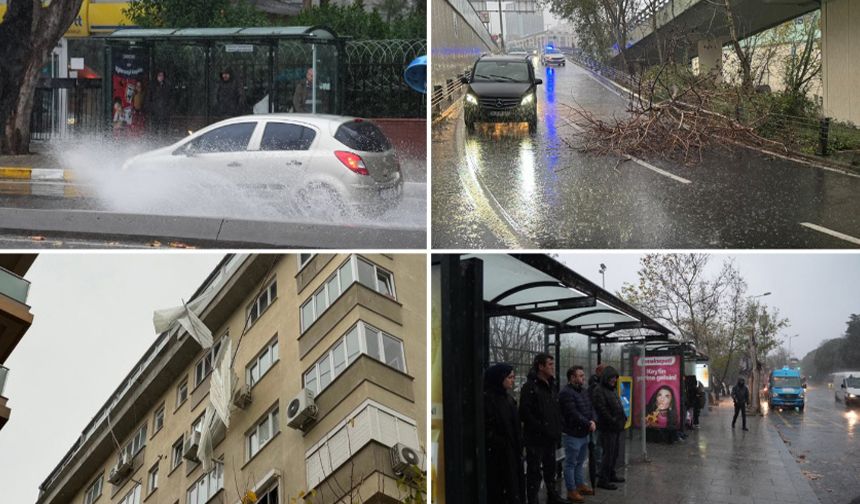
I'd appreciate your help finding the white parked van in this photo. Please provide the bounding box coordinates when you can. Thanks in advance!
[833,372,860,407]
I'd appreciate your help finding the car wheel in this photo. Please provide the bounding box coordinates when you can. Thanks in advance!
[296,183,346,218]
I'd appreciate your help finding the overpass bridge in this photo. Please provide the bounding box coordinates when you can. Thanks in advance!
[431,0,500,114]
[619,0,860,124]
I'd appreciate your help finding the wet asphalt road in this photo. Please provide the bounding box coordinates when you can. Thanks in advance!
[765,385,860,504]
[432,61,860,249]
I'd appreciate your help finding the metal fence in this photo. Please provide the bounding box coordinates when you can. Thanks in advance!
[343,39,426,118]
[30,79,104,141]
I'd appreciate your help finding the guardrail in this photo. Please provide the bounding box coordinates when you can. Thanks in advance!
[431,70,471,118]
[0,266,30,305]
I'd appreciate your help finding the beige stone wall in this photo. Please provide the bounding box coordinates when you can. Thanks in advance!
[60,253,426,504]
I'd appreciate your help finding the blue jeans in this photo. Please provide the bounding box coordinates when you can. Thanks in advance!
[562,433,589,491]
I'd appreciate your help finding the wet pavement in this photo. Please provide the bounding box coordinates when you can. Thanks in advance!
[765,385,860,504]
[432,61,860,249]
[536,398,821,504]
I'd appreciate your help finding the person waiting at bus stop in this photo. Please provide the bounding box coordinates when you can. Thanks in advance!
[519,353,564,504]
[592,366,627,490]
[731,377,750,430]
[558,365,596,503]
[483,363,525,504]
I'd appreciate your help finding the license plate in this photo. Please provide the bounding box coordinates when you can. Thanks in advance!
[489,111,510,117]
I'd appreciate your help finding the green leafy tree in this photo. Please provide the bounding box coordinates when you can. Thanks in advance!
[288,3,388,39]
[124,0,270,28]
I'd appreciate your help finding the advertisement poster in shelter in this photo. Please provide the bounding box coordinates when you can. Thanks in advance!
[111,46,149,135]
[633,355,682,430]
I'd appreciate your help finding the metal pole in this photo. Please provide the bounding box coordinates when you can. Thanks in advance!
[311,43,317,114]
[640,340,648,461]
[498,0,505,52]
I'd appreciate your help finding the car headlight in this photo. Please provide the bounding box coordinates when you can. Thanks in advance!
[465,93,478,105]
[521,93,534,106]
[849,393,856,398]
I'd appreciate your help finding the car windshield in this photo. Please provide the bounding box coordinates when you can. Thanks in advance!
[846,377,860,387]
[472,61,530,83]
[773,376,802,387]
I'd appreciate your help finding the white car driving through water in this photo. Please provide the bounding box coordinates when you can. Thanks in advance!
[121,114,403,214]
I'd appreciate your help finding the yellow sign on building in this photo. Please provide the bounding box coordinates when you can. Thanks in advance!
[0,0,132,37]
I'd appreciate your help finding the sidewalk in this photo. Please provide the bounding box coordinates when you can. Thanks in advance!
[0,145,68,181]
[542,399,820,504]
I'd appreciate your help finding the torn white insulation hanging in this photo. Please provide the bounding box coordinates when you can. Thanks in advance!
[198,338,235,472]
[153,298,213,348]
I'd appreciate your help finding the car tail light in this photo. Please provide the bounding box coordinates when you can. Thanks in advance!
[334,150,369,175]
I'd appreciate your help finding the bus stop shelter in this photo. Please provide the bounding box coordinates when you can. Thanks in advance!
[102,26,344,135]
[432,254,675,504]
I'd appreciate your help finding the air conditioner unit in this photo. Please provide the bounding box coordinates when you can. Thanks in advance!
[286,388,318,430]
[232,384,252,409]
[390,443,425,479]
[183,431,201,461]
[107,453,132,485]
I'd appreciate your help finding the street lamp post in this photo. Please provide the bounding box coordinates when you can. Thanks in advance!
[748,292,771,415]
[599,263,606,289]
[787,334,799,361]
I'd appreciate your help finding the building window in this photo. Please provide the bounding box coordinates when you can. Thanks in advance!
[303,321,406,396]
[186,462,224,504]
[247,279,277,327]
[255,484,279,504]
[84,474,103,504]
[247,406,279,459]
[299,256,395,333]
[305,401,419,489]
[298,254,315,269]
[192,414,205,435]
[176,378,188,408]
[171,436,184,470]
[247,337,279,387]
[147,464,158,494]
[117,484,141,504]
[120,424,147,462]
[194,337,224,387]
[153,404,165,434]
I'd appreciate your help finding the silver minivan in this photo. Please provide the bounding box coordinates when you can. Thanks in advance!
[833,372,860,407]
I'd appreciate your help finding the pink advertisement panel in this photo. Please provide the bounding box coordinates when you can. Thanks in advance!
[632,355,682,430]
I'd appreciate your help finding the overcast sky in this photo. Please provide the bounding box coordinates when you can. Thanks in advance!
[0,254,223,504]
[559,253,860,359]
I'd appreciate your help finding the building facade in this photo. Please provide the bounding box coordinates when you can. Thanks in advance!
[36,253,426,504]
[508,26,577,51]
[0,254,37,431]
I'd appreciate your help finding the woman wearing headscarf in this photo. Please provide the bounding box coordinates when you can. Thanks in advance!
[484,363,525,504]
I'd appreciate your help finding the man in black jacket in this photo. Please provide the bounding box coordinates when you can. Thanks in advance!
[731,377,750,431]
[558,365,596,503]
[592,366,626,490]
[519,353,564,504]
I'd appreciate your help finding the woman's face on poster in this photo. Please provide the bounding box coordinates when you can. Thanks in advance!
[656,388,672,411]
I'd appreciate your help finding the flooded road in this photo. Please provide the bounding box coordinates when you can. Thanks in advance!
[432,61,860,249]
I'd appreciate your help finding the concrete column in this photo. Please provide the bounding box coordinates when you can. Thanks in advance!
[822,0,860,125]
[697,38,724,82]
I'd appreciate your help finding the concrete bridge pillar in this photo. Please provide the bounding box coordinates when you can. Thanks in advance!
[822,0,860,125]
[697,38,726,82]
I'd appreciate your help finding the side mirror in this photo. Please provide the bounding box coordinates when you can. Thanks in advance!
[460,76,469,85]
[802,384,807,389]
[534,79,543,85]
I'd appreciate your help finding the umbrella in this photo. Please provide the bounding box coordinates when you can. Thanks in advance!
[588,432,597,494]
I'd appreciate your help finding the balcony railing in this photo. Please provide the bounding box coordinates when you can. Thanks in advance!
[0,266,30,304]
[0,366,8,397]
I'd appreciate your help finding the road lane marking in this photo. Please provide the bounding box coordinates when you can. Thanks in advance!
[799,222,860,246]
[628,156,692,184]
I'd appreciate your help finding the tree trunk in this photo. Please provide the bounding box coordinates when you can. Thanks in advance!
[0,0,84,155]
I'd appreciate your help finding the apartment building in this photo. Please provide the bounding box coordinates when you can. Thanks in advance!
[0,254,37,432]
[36,253,427,504]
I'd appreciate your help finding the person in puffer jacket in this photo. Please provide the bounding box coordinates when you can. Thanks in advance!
[518,353,564,504]
[558,365,597,503]
[592,365,627,490]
